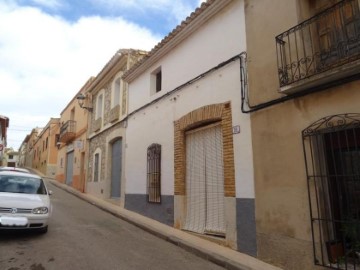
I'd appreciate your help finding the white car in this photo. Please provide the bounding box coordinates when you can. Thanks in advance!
[0,166,30,173]
[0,171,52,233]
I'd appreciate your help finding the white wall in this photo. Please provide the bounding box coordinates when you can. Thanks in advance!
[128,0,246,112]
[125,0,254,199]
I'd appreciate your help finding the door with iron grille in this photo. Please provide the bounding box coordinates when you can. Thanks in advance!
[183,123,226,236]
[302,114,360,269]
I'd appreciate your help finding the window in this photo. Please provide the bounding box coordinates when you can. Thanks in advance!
[94,153,99,182]
[147,143,161,203]
[70,108,75,121]
[113,77,121,107]
[9,155,13,159]
[96,94,103,120]
[156,70,162,93]
[151,67,162,95]
[55,134,59,146]
[303,114,360,269]
[110,75,123,122]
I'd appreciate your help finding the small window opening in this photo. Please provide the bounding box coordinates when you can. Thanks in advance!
[156,70,162,93]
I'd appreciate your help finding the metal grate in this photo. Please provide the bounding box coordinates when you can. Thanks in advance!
[0,207,32,214]
[147,144,161,203]
[276,0,360,87]
[59,120,76,138]
[303,113,360,269]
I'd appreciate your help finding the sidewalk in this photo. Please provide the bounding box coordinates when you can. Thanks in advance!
[37,171,283,270]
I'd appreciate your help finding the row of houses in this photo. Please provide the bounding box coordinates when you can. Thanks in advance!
[0,115,9,165]
[0,116,18,167]
[18,0,360,269]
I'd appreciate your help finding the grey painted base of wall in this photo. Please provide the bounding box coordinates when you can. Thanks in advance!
[236,198,257,256]
[125,194,174,226]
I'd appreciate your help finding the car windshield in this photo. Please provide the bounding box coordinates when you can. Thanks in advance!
[0,175,47,195]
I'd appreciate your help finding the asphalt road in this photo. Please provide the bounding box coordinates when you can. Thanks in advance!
[0,181,224,270]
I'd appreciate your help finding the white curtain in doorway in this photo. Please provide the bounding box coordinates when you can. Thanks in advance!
[183,123,225,235]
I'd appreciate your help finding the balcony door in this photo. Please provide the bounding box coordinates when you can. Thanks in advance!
[316,0,360,65]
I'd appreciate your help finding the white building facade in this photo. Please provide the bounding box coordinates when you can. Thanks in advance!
[123,0,256,255]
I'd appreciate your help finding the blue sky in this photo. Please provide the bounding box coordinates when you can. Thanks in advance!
[15,0,200,36]
[0,0,203,150]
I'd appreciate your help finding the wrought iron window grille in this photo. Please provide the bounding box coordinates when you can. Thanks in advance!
[147,143,161,203]
[303,113,360,269]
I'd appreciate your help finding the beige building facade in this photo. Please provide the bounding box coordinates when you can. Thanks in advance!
[55,78,94,192]
[86,49,146,204]
[24,128,42,169]
[244,0,360,269]
[31,118,60,177]
[0,115,9,166]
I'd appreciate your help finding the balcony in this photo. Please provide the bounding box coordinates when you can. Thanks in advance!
[109,105,120,123]
[59,120,76,143]
[276,0,360,93]
[93,117,102,132]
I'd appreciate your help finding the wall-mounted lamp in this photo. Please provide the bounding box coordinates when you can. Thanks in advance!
[56,142,63,150]
[76,93,93,112]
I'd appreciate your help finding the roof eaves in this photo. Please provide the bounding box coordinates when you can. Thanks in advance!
[60,76,95,115]
[122,0,230,82]
[87,48,148,94]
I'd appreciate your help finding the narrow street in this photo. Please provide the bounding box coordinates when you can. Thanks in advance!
[0,181,224,270]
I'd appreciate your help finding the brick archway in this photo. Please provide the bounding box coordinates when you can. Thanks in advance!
[174,102,235,197]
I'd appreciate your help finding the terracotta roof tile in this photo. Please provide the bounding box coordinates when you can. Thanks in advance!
[123,0,216,79]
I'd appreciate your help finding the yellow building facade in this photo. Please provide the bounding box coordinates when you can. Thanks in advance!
[55,78,94,192]
[32,118,60,177]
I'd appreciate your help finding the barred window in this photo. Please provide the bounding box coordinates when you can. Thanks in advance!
[147,143,161,203]
[303,114,360,269]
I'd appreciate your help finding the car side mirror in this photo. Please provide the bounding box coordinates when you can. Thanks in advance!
[48,190,53,196]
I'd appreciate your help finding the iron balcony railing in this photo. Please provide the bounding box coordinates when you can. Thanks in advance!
[276,0,360,88]
[59,120,76,142]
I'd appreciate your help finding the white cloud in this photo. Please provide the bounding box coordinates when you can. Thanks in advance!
[30,0,62,9]
[0,2,160,149]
